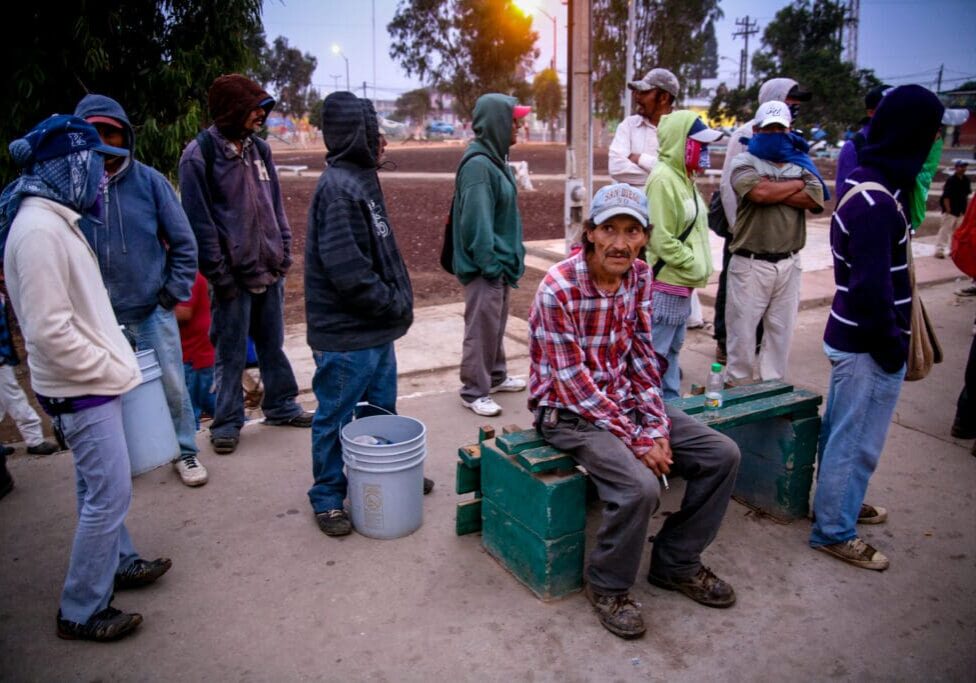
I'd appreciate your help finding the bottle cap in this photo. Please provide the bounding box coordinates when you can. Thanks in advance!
[711,363,724,372]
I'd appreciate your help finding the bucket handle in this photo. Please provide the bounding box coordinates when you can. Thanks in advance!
[353,401,395,420]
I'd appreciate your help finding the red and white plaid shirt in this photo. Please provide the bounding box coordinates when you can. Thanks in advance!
[528,252,671,447]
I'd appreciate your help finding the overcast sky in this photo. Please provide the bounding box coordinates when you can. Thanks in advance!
[262,0,976,101]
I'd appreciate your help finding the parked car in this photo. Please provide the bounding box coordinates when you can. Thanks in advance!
[426,120,455,137]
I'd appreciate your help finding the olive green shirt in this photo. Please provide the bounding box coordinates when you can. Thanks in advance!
[729,152,824,254]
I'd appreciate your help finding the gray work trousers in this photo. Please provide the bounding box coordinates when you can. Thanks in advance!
[460,276,510,402]
[540,406,740,595]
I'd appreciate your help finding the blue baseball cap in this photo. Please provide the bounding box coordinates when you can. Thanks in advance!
[590,183,649,228]
[9,114,129,168]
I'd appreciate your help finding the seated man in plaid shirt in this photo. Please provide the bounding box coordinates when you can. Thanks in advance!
[528,183,741,640]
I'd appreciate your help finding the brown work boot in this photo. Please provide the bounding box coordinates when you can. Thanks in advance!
[647,565,736,608]
[815,537,889,571]
[584,584,646,639]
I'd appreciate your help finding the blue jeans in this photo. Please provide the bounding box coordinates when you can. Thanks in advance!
[209,280,302,439]
[56,399,141,623]
[183,363,216,428]
[308,343,397,513]
[124,306,198,459]
[810,343,906,547]
[651,320,687,401]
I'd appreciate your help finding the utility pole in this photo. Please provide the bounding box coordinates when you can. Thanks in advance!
[732,16,759,89]
[624,0,636,117]
[842,0,860,66]
[363,81,368,98]
[937,63,944,93]
[564,0,592,252]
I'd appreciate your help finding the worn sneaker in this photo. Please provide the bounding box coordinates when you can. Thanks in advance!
[951,422,976,439]
[584,584,646,639]
[264,412,313,428]
[0,463,12,501]
[858,504,887,525]
[423,477,435,495]
[461,396,502,416]
[934,247,947,259]
[647,565,736,608]
[174,455,209,487]
[815,537,889,571]
[211,435,238,454]
[114,558,173,589]
[489,376,527,393]
[955,285,976,297]
[26,441,60,456]
[57,605,143,642]
[316,509,352,536]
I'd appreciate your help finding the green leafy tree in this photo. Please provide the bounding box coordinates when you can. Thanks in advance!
[393,88,433,125]
[593,0,723,122]
[688,20,719,95]
[261,36,318,116]
[531,68,563,140]
[388,0,539,122]
[2,0,264,184]
[711,0,880,139]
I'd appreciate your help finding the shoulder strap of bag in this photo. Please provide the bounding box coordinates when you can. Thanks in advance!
[834,181,893,212]
[652,193,701,278]
[196,130,216,193]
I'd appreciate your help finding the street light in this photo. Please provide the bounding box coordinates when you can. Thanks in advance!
[514,0,557,71]
[332,44,350,91]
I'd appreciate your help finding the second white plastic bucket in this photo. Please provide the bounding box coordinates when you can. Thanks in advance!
[121,349,180,476]
[340,414,427,539]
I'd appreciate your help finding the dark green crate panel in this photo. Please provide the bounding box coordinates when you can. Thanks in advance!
[481,440,586,540]
[721,415,820,521]
[481,498,585,601]
[456,498,482,536]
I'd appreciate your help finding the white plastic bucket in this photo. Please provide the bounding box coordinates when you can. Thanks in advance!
[341,414,427,539]
[122,349,180,476]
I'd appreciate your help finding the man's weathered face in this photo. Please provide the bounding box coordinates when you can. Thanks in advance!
[633,88,671,122]
[585,215,649,281]
[243,107,268,134]
[755,123,788,135]
[93,123,126,173]
[956,164,969,177]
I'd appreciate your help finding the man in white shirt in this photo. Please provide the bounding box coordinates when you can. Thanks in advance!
[608,68,679,189]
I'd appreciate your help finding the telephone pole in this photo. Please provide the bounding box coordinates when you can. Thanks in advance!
[842,0,860,66]
[937,64,944,93]
[732,15,759,89]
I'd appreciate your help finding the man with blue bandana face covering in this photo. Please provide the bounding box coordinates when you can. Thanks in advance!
[725,101,825,386]
[0,115,170,642]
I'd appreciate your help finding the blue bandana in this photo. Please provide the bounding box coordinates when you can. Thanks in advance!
[747,131,830,200]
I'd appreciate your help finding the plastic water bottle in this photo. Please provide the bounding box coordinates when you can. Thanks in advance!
[704,363,724,410]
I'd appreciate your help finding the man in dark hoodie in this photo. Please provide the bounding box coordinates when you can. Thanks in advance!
[179,74,311,455]
[811,85,944,571]
[74,94,205,487]
[451,94,530,417]
[305,94,420,536]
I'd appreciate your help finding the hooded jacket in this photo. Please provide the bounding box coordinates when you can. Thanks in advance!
[645,110,712,288]
[304,92,413,352]
[178,91,291,292]
[451,94,525,286]
[720,77,800,226]
[824,85,944,372]
[73,95,197,324]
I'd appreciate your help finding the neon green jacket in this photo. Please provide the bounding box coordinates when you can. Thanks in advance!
[910,136,942,228]
[644,110,713,288]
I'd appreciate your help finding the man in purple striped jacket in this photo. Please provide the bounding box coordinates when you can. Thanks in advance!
[810,85,944,571]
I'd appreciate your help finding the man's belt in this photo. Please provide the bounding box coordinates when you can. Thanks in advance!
[733,249,798,263]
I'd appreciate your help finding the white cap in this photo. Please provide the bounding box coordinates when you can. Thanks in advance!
[755,100,792,129]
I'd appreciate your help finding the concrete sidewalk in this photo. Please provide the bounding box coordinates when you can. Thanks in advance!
[2,279,975,680]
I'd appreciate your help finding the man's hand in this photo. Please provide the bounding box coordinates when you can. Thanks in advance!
[633,438,673,476]
[628,153,641,165]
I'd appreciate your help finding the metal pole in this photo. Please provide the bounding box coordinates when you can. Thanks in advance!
[344,56,350,92]
[625,0,636,117]
[372,0,377,100]
[551,13,557,71]
[564,0,592,252]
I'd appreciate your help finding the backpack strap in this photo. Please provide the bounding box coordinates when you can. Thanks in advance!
[195,130,216,193]
[835,181,893,213]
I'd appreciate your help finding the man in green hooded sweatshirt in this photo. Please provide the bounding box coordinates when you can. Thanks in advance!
[645,112,724,399]
[451,94,531,417]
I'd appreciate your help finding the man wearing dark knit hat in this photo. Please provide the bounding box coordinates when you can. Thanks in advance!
[179,74,311,456]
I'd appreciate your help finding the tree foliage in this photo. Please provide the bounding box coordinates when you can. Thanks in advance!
[531,68,563,139]
[388,0,539,122]
[259,36,318,117]
[711,0,881,139]
[393,88,433,125]
[2,1,264,184]
[593,0,723,122]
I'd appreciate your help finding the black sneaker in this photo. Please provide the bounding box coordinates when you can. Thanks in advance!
[423,477,435,495]
[648,565,736,608]
[0,462,12,501]
[264,412,313,428]
[584,584,646,639]
[27,441,60,456]
[316,509,352,536]
[56,606,143,642]
[211,435,239,454]
[0,444,14,457]
[114,558,173,589]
